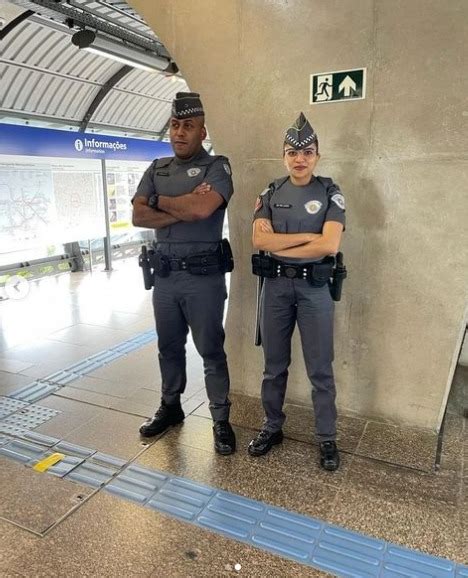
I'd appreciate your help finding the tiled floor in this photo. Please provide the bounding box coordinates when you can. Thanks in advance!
[0,261,466,576]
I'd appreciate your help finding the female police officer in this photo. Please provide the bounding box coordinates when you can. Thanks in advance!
[249,113,345,471]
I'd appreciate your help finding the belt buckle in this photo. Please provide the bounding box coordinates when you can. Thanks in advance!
[169,258,181,271]
[284,266,297,279]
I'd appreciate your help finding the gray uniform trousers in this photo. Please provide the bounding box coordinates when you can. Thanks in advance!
[260,277,337,441]
[152,270,231,421]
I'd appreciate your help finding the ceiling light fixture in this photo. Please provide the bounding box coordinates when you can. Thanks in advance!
[71,29,174,73]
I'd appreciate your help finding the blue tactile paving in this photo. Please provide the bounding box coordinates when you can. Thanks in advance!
[0,438,48,464]
[91,452,127,469]
[46,455,85,477]
[0,403,60,437]
[104,463,168,504]
[105,464,467,577]
[105,472,166,504]
[0,397,28,417]
[5,330,158,404]
[2,406,59,428]
[53,441,95,459]
[110,342,142,355]
[86,350,122,364]
[63,359,103,376]
[199,491,260,538]
[42,370,72,383]
[312,526,385,578]
[150,478,214,522]
[253,507,321,561]
[20,431,61,447]
[2,435,464,578]
[382,545,458,578]
[0,434,11,446]
[65,460,119,488]
[9,381,60,403]
[0,422,27,436]
[1,326,466,577]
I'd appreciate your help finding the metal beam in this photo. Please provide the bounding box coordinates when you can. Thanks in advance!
[157,116,172,141]
[1,58,174,104]
[0,109,169,139]
[15,0,166,54]
[0,10,34,41]
[79,65,132,132]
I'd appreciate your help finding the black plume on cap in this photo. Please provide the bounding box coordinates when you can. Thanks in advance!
[171,92,204,119]
[284,113,318,149]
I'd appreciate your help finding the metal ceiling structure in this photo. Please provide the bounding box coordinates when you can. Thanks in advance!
[0,0,190,140]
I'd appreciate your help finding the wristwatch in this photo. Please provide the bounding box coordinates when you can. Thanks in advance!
[148,193,160,210]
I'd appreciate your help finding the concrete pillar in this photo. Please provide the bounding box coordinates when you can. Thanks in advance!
[129,0,468,431]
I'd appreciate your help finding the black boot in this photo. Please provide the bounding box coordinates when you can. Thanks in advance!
[139,401,185,437]
[319,441,340,471]
[213,421,236,455]
[248,429,283,456]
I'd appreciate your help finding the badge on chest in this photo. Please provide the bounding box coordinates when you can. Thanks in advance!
[304,200,323,215]
[187,168,202,177]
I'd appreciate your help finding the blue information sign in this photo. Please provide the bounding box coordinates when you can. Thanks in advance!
[0,124,173,161]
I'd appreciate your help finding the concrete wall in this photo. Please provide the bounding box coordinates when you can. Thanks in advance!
[129,0,468,431]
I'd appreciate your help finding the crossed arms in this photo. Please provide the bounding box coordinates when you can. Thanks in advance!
[132,183,224,229]
[252,218,343,259]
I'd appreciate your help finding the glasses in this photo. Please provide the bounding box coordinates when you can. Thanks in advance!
[284,148,318,158]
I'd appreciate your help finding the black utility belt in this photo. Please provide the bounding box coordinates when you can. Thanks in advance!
[141,239,234,279]
[151,252,222,277]
[251,253,334,287]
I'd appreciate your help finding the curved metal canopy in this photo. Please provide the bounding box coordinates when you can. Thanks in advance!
[0,0,190,139]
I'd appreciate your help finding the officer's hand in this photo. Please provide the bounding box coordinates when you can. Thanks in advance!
[193,182,211,195]
[258,219,274,233]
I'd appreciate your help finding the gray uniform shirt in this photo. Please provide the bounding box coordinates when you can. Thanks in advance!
[253,175,345,264]
[133,148,233,257]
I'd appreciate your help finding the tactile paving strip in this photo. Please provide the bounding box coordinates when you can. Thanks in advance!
[0,397,29,418]
[6,330,157,403]
[103,464,468,577]
[0,402,60,435]
[0,434,124,487]
[1,431,467,576]
[1,328,466,577]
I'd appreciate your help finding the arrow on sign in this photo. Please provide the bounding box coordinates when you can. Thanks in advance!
[338,75,356,97]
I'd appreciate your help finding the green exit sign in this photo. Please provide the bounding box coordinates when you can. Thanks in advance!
[310,68,366,104]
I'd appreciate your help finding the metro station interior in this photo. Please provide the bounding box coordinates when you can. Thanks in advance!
[0,1,467,576]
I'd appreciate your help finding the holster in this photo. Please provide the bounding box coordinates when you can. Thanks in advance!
[138,245,156,290]
[328,252,347,301]
[220,238,234,273]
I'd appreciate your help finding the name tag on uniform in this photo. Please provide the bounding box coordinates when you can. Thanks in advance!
[156,171,169,176]
[274,203,292,209]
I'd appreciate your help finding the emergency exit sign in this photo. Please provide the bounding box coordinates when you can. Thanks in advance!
[310,68,366,104]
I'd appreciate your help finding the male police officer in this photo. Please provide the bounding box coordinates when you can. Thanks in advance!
[132,92,236,455]
[249,113,345,470]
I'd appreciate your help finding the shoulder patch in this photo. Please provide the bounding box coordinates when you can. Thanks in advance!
[255,186,273,213]
[331,193,345,210]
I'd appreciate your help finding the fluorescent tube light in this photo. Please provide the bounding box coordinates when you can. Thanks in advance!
[72,30,171,73]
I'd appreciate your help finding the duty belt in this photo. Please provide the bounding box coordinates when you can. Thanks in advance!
[153,252,222,276]
[138,239,234,288]
[251,253,334,287]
